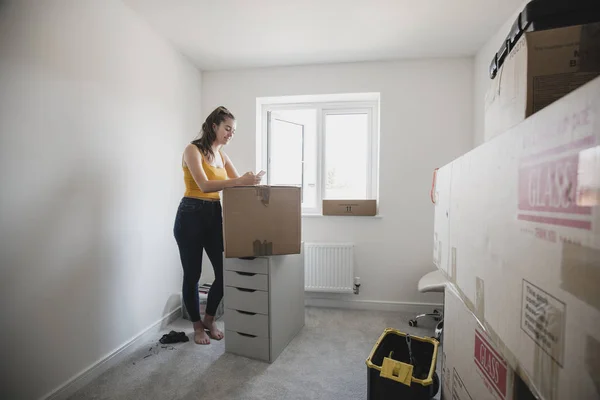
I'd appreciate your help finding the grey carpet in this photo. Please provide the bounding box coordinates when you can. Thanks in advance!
[69,307,442,400]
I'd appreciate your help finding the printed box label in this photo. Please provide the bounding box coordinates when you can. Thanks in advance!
[517,136,595,230]
[474,330,509,399]
[518,153,590,215]
[521,280,566,367]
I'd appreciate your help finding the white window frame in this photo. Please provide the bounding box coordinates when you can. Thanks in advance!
[257,93,380,215]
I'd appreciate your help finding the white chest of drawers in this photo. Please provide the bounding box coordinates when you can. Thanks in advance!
[223,249,305,363]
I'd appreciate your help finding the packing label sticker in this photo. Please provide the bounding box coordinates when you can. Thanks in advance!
[451,247,457,281]
[452,368,473,400]
[474,330,509,400]
[521,280,566,367]
[433,233,439,267]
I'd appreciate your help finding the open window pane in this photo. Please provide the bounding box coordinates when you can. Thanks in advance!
[267,109,317,209]
[269,117,303,186]
[324,112,369,200]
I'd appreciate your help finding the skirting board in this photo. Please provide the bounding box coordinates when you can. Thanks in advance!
[304,298,443,314]
[43,307,182,400]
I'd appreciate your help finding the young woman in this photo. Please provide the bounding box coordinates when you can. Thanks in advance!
[174,106,262,345]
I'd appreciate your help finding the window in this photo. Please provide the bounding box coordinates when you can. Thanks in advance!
[257,93,380,215]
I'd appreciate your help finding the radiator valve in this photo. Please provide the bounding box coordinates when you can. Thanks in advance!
[353,277,361,295]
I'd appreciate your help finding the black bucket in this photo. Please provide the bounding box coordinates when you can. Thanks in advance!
[366,328,440,400]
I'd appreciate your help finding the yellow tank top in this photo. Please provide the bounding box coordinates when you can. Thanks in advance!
[183,150,228,200]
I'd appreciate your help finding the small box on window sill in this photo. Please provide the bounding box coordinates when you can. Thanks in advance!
[322,200,377,216]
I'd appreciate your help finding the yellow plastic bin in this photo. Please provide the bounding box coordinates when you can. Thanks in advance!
[366,328,440,400]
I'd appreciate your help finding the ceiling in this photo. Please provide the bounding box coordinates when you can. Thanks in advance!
[124,0,524,71]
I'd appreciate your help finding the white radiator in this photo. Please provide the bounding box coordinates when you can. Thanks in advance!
[304,243,355,293]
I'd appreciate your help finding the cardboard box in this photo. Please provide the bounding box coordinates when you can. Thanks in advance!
[484,23,600,141]
[222,185,301,258]
[442,285,518,400]
[322,200,377,216]
[442,286,536,400]
[435,76,600,400]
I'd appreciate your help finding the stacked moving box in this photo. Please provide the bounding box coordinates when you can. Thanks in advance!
[435,11,600,399]
[434,61,600,400]
[485,22,600,141]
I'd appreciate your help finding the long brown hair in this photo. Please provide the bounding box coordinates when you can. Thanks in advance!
[192,106,235,161]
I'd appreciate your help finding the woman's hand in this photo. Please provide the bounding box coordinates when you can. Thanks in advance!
[236,171,263,186]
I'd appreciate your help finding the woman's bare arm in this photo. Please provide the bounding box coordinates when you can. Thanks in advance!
[184,145,259,192]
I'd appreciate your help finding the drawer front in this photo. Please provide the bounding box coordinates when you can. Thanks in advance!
[224,270,269,291]
[224,286,269,315]
[225,308,269,338]
[225,330,270,362]
[224,257,268,275]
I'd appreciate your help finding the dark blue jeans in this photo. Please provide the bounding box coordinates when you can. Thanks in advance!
[173,197,224,322]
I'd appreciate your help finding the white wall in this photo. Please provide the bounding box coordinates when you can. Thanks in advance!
[473,1,528,146]
[0,1,202,399]
[202,59,473,308]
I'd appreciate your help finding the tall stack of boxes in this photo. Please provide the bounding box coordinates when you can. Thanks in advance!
[434,11,600,400]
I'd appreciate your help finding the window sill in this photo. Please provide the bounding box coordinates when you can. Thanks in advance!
[302,213,383,219]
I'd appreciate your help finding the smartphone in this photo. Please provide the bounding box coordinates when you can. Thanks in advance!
[257,170,266,178]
